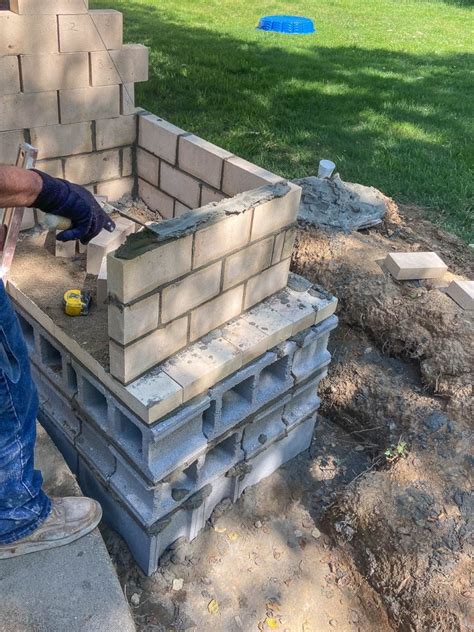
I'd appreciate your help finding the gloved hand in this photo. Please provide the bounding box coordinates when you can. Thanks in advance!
[30,170,116,244]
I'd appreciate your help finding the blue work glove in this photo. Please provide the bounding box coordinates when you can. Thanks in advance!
[31,169,115,244]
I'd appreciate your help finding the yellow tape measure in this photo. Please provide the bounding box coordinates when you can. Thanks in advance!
[63,290,91,317]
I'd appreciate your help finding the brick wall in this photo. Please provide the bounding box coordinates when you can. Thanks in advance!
[107,182,301,384]
[0,1,148,200]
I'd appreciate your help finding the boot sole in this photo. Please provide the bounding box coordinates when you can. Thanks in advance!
[0,504,102,560]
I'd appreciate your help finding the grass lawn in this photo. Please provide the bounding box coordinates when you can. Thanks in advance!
[91,0,473,240]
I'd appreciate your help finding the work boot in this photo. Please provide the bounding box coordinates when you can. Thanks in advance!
[0,497,102,559]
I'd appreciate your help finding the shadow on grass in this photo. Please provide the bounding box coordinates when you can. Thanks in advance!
[93,0,473,238]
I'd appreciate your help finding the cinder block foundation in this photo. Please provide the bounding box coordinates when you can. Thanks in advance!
[3,0,339,576]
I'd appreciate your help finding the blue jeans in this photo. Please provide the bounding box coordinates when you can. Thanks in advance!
[0,281,51,544]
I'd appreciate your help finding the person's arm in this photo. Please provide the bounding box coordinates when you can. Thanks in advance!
[0,166,115,244]
[0,166,43,208]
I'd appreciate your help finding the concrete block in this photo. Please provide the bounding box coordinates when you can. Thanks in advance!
[238,415,317,494]
[59,86,120,124]
[242,399,289,459]
[65,150,121,186]
[10,0,88,14]
[0,13,58,55]
[76,419,116,479]
[0,56,20,96]
[21,52,89,92]
[107,234,193,303]
[0,130,24,164]
[446,279,474,310]
[196,432,244,487]
[96,114,136,150]
[251,182,301,241]
[121,147,133,177]
[120,83,135,116]
[200,185,226,206]
[138,180,174,218]
[86,216,135,275]
[163,336,242,402]
[0,92,58,131]
[97,257,108,305]
[137,148,159,186]
[179,135,232,189]
[96,177,134,201]
[384,251,448,280]
[108,294,160,345]
[222,156,283,197]
[35,159,64,179]
[193,209,252,269]
[160,162,200,209]
[244,258,291,310]
[190,285,245,342]
[283,375,323,429]
[58,11,121,52]
[220,318,269,366]
[223,236,274,290]
[36,407,79,477]
[255,352,294,407]
[174,200,190,217]
[162,261,222,324]
[242,302,294,350]
[138,114,186,164]
[30,122,93,160]
[109,317,188,384]
[55,237,76,258]
[90,45,148,87]
[291,316,337,383]
[77,373,110,433]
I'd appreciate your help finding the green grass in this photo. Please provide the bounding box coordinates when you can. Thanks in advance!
[92,0,473,240]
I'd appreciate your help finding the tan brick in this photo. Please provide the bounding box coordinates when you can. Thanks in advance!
[384,251,448,280]
[121,147,133,177]
[174,201,190,217]
[96,177,134,201]
[108,234,193,303]
[446,279,474,310]
[179,135,232,189]
[59,86,120,124]
[58,12,121,53]
[200,185,226,206]
[30,122,93,160]
[0,130,24,164]
[0,13,58,55]
[162,261,222,324]
[222,156,283,196]
[266,290,316,336]
[87,216,135,275]
[137,148,159,185]
[193,210,252,269]
[65,150,120,186]
[251,183,301,240]
[0,92,58,131]
[120,83,135,116]
[221,318,268,366]
[95,114,136,150]
[90,45,148,87]
[109,317,188,383]
[190,285,244,342]
[223,237,274,290]
[10,0,88,14]
[89,10,123,50]
[162,336,242,402]
[21,52,89,92]
[244,258,291,310]
[160,162,200,209]
[55,236,76,258]
[138,179,174,218]
[282,226,297,260]
[109,294,160,345]
[138,114,186,164]
[0,57,20,96]
[35,158,64,179]
[241,302,293,350]
[97,257,108,305]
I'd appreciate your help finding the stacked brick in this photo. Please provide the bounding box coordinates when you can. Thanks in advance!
[107,182,301,383]
[0,0,147,200]
[11,275,338,575]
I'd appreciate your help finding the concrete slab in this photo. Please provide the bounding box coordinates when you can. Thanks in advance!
[0,424,135,632]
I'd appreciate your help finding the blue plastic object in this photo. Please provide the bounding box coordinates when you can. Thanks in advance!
[257,15,316,35]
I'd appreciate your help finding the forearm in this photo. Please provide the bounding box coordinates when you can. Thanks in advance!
[0,166,42,208]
